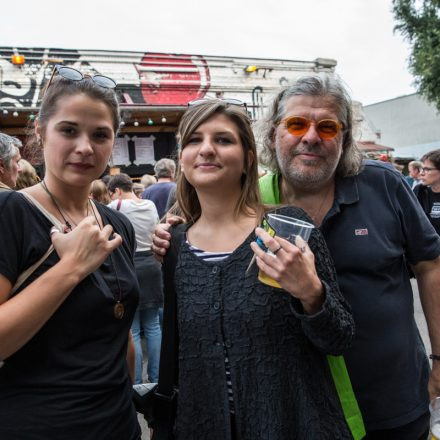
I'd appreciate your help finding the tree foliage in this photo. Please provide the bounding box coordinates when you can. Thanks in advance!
[393,0,440,110]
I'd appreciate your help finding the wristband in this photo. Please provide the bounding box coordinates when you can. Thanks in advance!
[429,354,440,361]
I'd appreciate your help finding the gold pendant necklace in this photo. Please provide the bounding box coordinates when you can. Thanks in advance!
[42,181,125,320]
[89,200,125,320]
[114,302,125,320]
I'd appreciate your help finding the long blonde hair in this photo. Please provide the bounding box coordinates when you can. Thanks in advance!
[175,101,262,224]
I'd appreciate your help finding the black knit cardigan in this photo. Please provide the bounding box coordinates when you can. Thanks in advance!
[169,206,355,440]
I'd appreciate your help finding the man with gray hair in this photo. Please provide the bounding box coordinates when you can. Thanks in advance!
[0,133,22,191]
[141,158,176,218]
[152,75,440,439]
[256,75,440,439]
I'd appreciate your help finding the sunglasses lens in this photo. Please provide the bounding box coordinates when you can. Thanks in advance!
[285,117,309,135]
[188,99,207,107]
[58,66,83,81]
[224,98,245,106]
[317,120,339,139]
[93,75,117,89]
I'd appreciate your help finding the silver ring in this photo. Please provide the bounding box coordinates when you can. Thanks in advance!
[272,245,282,255]
[50,226,58,235]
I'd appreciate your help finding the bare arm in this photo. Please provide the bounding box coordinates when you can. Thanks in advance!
[0,217,122,360]
[413,256,440,400]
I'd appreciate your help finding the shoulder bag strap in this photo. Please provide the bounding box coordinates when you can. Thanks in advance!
[154,224,185,411]
[10,193,64,297]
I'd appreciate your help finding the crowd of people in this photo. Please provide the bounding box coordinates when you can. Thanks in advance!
[1,65,440,440]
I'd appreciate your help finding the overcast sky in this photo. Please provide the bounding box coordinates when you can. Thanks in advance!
[3,0,415,105]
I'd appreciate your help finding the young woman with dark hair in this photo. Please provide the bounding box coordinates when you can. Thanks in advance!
[0,66,141,439]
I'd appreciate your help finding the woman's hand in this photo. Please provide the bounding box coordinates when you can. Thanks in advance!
[51,216,122,281]
[250,227,324,314]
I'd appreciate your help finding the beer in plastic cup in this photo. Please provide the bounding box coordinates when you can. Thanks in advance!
[258,214,314,288]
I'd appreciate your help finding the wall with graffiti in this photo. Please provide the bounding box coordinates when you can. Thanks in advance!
[0,47,336,119]
[0,47,338,172]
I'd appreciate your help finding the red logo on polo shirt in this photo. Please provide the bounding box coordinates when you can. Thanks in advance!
[355,228,369,236]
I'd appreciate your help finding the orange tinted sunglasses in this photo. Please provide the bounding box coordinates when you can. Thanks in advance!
[282,116,343,139]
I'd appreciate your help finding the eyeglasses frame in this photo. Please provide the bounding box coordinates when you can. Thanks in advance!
[281,115,344,140]
[421,166,438,173]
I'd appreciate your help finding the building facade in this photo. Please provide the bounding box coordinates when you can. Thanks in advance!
[364,93,440,159]
[0,47,337,176]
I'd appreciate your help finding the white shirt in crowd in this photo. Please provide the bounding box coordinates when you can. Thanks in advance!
[108,199,159,252]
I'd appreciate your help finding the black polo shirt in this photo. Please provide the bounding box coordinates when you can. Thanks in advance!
[321,160,440,430]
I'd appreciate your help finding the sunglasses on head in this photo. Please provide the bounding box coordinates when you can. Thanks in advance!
[188,98,247,109]
[45,65,117,95]
[282,116,343,140]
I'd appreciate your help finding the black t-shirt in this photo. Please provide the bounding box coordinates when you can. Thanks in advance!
[414,184,440,236]
[322,161,440,430]
[0,191,141,439]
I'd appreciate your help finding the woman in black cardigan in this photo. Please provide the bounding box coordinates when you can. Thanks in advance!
[162,99,355,440]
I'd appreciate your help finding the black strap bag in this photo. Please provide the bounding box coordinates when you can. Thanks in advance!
[132,224,185,439]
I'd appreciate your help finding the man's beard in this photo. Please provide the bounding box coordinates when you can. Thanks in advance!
[275,143,342,190]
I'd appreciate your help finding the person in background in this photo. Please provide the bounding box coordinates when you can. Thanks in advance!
[0,133,22,191]
[154,75,440,439]
[406,160,423,190]
[140,173,156,189]
[108,173,163,384]
[101,174,111,187]
[415,150,440,236]
[132,182,144,198]
[90,179,111,205]
[141,158,176,218]
[15,159,40,190]
[164,184,176,215]
[0,66,141,439]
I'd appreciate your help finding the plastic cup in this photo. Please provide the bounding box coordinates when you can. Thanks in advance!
[258,214,314,288]
[430,397,440,439]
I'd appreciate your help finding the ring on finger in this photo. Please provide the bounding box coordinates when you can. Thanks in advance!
[273,245,282,255]
[299,245,306,253]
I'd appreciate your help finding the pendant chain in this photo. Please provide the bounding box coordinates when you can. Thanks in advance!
[40,180,89,231]
[89,199,124,319]
[41,180,124,319]
[310,185,333,225]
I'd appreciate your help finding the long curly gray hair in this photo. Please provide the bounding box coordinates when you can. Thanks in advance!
[257,75,363,177]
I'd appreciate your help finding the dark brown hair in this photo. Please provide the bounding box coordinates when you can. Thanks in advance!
[108,173,133,193]
[421,149,440,170]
